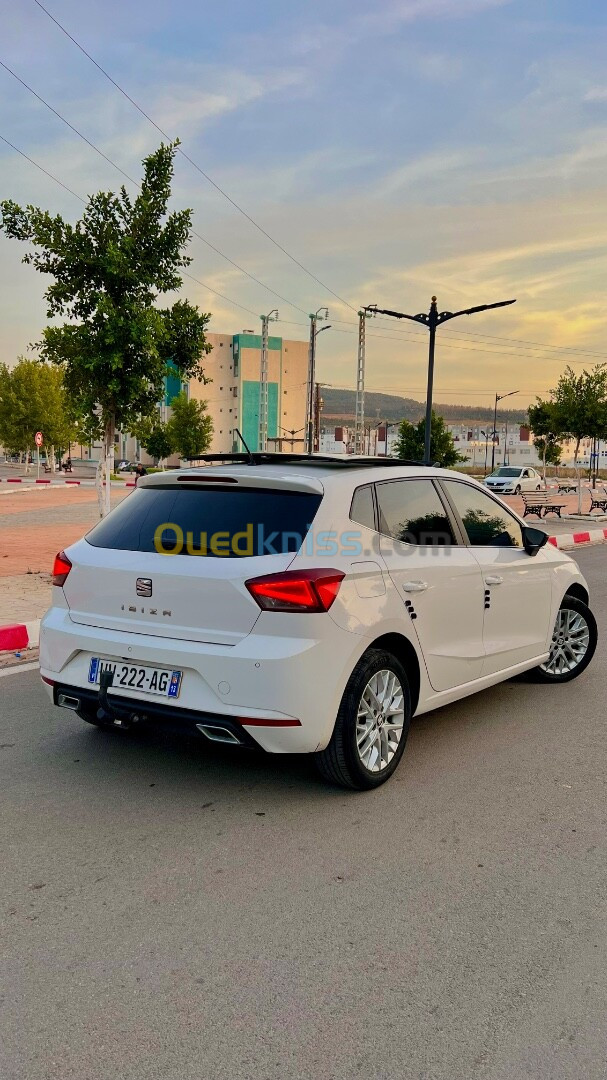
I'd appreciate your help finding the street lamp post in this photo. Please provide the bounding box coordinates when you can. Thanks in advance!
[491,390,518,471]
[279,425,306,452]
[367,296,516,464]
[306,309,330,454]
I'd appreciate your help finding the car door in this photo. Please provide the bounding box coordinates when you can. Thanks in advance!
[375,478,486,692]
[440,480,553,676]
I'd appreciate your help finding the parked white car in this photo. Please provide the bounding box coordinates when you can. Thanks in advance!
[484,466,544,494]
[40,456,596,789]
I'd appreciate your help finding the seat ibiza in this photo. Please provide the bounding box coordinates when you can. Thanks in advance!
[40,456,596,789]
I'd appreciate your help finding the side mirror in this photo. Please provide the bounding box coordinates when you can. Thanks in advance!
[522,526,549,557]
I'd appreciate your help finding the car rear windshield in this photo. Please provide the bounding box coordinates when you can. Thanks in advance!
[86,486,323,557]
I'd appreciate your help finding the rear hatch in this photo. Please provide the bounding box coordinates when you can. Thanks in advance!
[62,476,323,645]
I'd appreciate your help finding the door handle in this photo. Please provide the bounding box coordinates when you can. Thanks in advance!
[485,575,504,585]
[402,580,428,593]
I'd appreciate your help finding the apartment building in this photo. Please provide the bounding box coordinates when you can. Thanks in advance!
[188,331,308,454]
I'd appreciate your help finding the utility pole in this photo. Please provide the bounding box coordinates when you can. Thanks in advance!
[354,310,369,455]
[491,390,518,471]
[306,308,330,454]
[367,295,516,464]
[313,383,324,452]
[258,309,278,451]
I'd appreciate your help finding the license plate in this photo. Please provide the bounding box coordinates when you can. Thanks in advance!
[88,657,182,699]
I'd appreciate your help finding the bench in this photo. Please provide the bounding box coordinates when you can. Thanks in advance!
[589,487,607,513]
[522,492,567,518]
[557,482,577,494]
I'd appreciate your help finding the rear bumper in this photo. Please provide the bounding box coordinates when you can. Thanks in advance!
[39,604,361,753]
[50,682,265,748]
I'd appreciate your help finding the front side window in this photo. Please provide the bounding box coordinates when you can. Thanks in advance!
[376,480,455,546]
[443,481,523,548]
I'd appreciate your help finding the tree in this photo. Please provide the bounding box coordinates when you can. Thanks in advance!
[131,414,174,468]
[533,435,562,470]
[534,366,607,513]
[0,141,211,516]
[0,359,77,470]
[166,391,213,460]
[527,401,564,482]
[394,411,465,468]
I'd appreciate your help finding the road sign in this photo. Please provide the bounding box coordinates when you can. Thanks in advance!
[35,431,43,447]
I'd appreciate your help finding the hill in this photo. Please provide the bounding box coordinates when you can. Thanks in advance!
[321,387,528,425]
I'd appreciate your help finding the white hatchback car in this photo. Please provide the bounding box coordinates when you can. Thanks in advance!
[40,456,596,789]
[484,466,544,494]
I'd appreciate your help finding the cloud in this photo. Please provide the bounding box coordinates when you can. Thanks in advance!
[584,86,607,103]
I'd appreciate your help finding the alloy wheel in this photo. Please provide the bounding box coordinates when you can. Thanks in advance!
[540,607,591,676]
[356,669,405,773]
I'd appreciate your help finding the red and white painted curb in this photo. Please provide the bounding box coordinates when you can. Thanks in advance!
[0,619,40,653]
[548,527,607,550]
[0,477,135,487]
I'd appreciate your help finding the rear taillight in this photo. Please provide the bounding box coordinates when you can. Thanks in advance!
[245,569,345,613]
[52,550,72,586]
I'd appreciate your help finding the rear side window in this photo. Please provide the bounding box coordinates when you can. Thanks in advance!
[376,480,455,545]
[350,485,376,531]
[86,486,322,557]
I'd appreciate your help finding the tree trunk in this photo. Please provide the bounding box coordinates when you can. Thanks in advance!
[50,444,55,474]
[575,438,583,514]
[542,442,546,484]
[96,415,115,518]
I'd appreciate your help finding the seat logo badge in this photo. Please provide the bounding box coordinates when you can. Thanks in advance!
[136,578,152,597]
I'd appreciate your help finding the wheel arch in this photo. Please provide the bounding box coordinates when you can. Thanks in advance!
[363,632,421,716]
[564,582,589,606]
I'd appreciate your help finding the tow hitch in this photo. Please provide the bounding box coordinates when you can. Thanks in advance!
[96,669,140,729]
[97,668,115,724]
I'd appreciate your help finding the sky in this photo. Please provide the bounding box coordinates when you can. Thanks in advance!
[1,0,607,409]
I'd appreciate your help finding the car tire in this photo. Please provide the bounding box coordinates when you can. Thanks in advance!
[527,596,597,683]
[514,485,522,494]
[314,649,412,790]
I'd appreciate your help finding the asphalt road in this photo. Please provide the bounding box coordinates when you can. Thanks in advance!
[1,548,606,1080]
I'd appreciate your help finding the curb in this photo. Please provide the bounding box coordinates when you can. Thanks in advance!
[0,478,135,487]
[0,619,41,653]
[547,528,607,550]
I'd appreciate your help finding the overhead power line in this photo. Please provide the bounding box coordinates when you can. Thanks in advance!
[0,57,309,316]
[276,320,594,367]
[0,130,260,318]
[0,132,84,202]
[32,0,357,312]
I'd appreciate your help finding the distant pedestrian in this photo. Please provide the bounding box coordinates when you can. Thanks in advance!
[64,456,72,473]
[134,463,147,486]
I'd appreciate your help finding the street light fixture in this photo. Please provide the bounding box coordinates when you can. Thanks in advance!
[492,390,519,471]
[367,296,516,464]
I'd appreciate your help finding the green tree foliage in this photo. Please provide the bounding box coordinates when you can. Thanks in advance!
[531,367,607,512]
[166,392,213,460]
[533,436,562,468]
[0,359,77,468]
[0,141,211,515]
[527,401,564,479]
[394,411,465,468]
[130,414,174,466]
